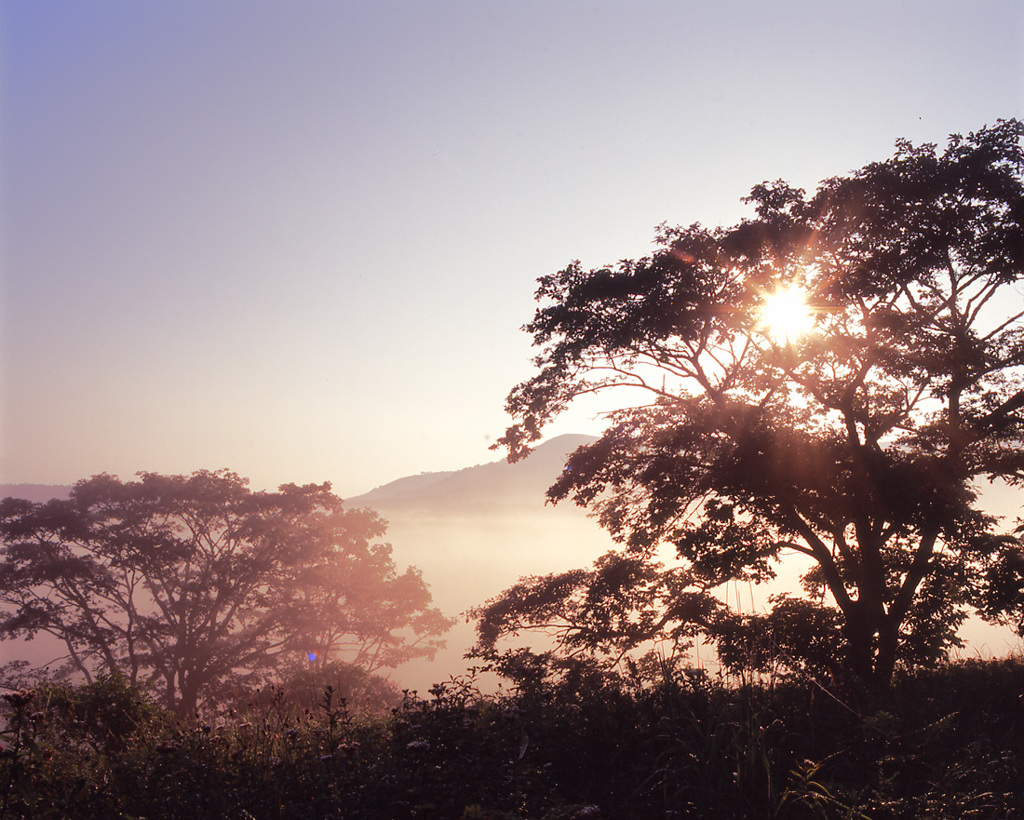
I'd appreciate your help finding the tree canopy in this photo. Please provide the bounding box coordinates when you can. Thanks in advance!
[482,119,1024,691]
[0,470,452,713]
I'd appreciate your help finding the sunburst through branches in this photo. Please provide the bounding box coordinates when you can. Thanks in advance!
[759,285,815,344]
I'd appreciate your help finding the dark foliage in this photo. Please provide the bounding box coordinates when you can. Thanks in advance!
[491,120,1024,691]
[1,658,1022,818]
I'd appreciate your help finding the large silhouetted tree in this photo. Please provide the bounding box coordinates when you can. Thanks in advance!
[0,471,452,713]
[484,120,1024,691]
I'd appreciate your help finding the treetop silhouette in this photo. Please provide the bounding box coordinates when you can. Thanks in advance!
[0,470,452,713]
[485,119,1024,690]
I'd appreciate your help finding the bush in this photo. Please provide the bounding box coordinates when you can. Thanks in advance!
[1,658,1022,818]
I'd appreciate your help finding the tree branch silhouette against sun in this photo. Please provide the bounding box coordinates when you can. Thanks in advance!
[759,284,816,345]
[478,120,1024,693]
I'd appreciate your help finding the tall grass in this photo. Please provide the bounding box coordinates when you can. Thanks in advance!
[1,658,1022,819]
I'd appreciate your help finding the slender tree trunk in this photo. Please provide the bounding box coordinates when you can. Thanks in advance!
[163,671,177,713]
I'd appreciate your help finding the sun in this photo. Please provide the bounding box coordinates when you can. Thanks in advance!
[759,285,815,344]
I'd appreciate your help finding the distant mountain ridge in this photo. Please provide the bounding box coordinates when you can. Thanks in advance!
[347,434,597,515]
[0,434,599,513]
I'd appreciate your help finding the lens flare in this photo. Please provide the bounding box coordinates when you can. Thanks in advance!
[760,286,815,344]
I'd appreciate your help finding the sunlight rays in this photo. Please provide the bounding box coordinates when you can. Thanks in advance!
[758,285,816,344]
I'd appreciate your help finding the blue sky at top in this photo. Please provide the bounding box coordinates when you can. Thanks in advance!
[1,0,1021,495]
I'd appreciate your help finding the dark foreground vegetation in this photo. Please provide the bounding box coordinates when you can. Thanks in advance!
[2,657,1022,819]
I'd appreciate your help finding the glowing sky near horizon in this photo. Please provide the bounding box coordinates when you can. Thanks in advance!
[1,1,1021,498]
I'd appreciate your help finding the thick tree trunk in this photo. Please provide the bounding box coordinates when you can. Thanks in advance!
[177,687,199,718]
[842,605,877,686]
[841,601,899,696]
[874,618,901,691]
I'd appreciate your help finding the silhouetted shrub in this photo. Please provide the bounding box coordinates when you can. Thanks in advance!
[2,656,1022,818]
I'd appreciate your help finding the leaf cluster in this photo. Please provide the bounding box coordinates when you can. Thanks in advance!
[0,471,453,713]
[495,120,1024,687]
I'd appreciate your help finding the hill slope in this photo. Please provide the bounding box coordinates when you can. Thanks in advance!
[348,434,596,514]
[348,434,611,691]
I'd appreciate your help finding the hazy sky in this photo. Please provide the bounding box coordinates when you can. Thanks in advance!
[2,1,1022,498]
